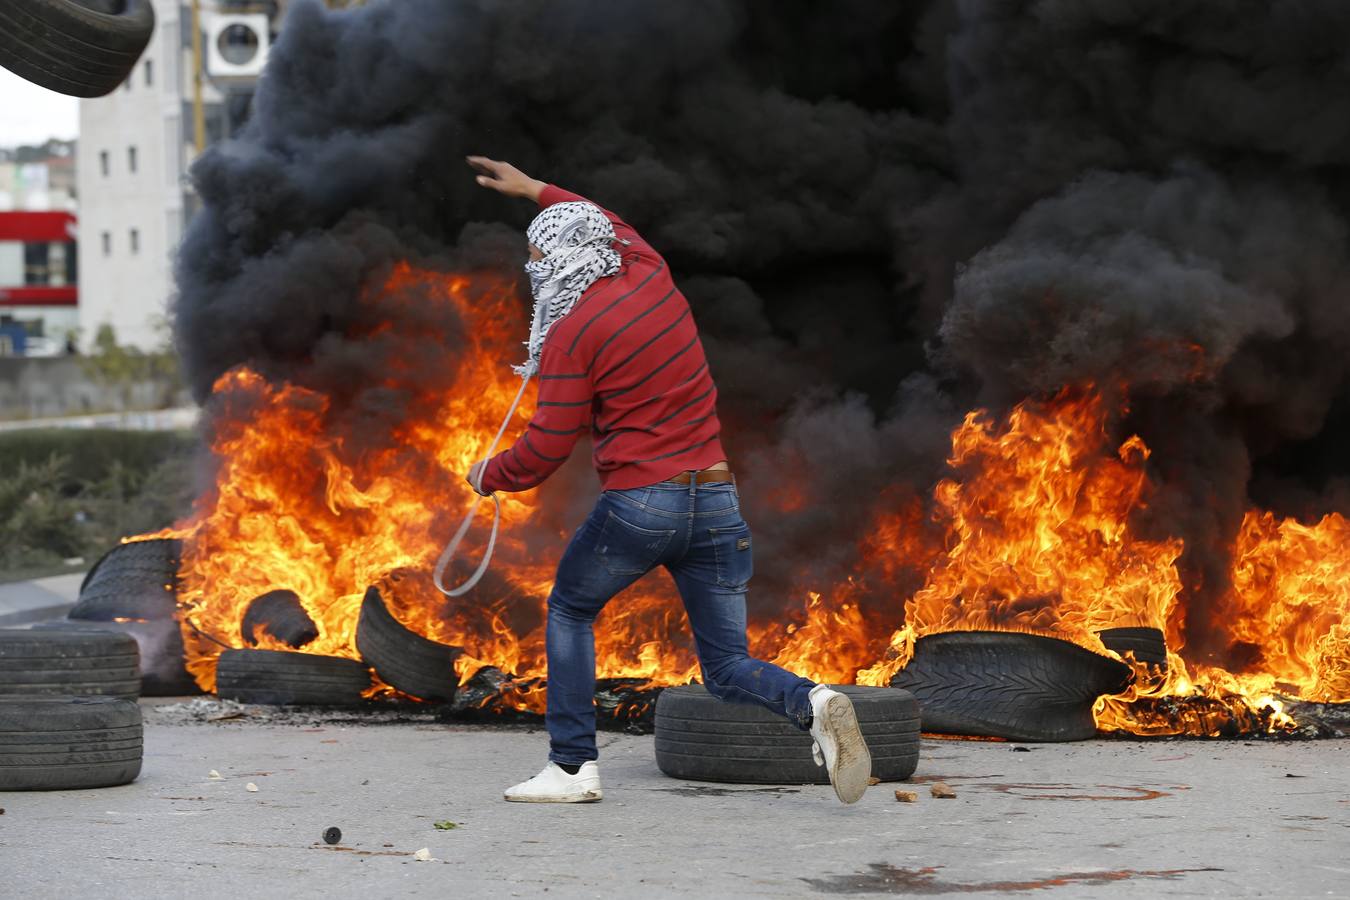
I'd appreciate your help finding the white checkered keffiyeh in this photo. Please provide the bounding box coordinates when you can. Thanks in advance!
[516,201,622,376]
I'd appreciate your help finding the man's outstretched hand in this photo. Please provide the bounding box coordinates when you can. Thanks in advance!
[467,156,546,202]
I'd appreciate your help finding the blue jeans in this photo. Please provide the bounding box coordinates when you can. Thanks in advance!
[546,478,817,765]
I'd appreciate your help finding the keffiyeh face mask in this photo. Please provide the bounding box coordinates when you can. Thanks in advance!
[515,201,622,376]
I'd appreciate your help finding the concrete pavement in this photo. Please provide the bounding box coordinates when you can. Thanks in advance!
[0,571,82,626]
[2,703,1347,898]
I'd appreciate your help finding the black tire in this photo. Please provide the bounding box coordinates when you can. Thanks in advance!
[0,696,142,790]
[71,539,180,622]
[654,685,920,785]
[356,587,462,702]
[30,618,201,696]
[1097,626,1168,670]
[241,590,319,650]
[892,631,1132,742]
[215,649,370,706]
[0,628,140,699]
[0,0,156,98]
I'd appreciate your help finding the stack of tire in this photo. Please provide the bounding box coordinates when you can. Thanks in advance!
[0,629,143,790]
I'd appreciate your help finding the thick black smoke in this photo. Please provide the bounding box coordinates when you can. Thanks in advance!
[920,2,1350,664]
[174,0,1350,671]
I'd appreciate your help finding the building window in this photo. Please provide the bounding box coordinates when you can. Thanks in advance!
[49,243,70,286]
[100,151,109,176]
[128,146,137,173]
[101,232,111,256]
[129,229,140,254]
[144,59,153,86]
[23,243,50,285]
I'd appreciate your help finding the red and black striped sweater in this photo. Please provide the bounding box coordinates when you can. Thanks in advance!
[479,185,727,493]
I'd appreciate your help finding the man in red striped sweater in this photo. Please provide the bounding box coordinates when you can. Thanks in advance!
[465,157,871,805]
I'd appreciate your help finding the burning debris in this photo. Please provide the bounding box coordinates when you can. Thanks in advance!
[241,590,319,650]
[73,0,1349,739]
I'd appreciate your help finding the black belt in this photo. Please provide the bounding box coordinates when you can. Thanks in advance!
[664,469,735,485]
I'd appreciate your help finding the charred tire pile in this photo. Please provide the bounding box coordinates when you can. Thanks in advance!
[0,629,140,699]
[892,631,1132,742]
[356,587,462,701]
[0,696,143,790]
[0,0,157,98]
[215,649,371,706]
[654,685,920,785]
[72,538,181,622]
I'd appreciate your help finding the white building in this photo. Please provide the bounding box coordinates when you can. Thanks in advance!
[0,141,80,353]
[77,0,274,352]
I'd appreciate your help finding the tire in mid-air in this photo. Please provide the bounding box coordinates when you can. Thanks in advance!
[0,0,157,98]
[0,628,140,699]
[891,631,1132,742]
[0,696,143,790]
[654,685,920,785]
[214,649,370,706]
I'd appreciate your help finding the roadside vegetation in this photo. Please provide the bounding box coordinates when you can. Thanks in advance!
[0,429,200,583]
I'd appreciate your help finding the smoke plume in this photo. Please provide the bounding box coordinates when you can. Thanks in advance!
[174,0,1350,669]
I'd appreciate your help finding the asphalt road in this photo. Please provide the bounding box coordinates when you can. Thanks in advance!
[2,707,1347,899]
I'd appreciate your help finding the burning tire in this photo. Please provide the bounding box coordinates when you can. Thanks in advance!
[0,629,140,700]
[241,590,319,650]
[891,631,1132,742]
[654,685,920,785]
[215,649,370,705]
[0,696,142,790]
[0,0,156,98]
[71,539,181,622]
[31,618,201,696]
[356,587,462,702]
[1098,626,1168,671]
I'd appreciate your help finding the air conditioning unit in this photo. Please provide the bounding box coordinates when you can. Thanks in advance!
[205,13,271,81]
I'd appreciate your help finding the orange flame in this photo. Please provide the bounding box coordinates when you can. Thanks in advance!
[152,264,1349,735]
[862,388,1183,685]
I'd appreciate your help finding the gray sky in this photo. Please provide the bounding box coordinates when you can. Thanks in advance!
[0,68,80,148]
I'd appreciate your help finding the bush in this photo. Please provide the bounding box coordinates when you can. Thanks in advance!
[0,455,84,570]
[0,429,197,485]
[0,429,201,581]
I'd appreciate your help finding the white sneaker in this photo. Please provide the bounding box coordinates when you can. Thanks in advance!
[808,685,872,804]
[503,761,603,803]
